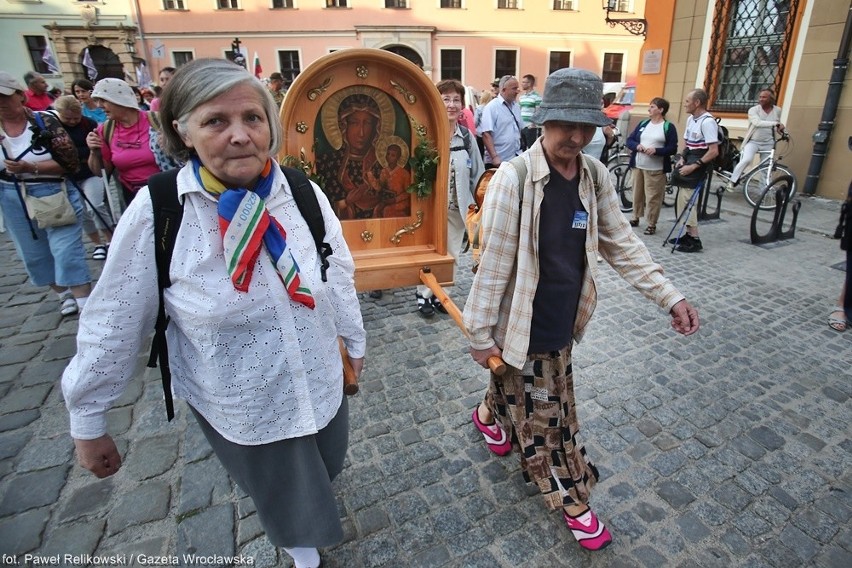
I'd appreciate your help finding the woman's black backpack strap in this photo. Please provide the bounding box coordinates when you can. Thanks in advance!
[146,168,183,421]
[282,166,333,282]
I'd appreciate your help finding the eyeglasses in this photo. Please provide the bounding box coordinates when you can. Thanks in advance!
[442,97,463,106]
[115,140,141,150]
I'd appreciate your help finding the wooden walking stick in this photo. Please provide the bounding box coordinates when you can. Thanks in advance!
[419,267,507,375]
[339,337,359,395]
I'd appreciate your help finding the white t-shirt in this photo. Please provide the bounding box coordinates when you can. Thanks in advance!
[636,121,666,171]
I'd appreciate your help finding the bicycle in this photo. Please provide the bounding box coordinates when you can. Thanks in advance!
[607,160,633,213]
[714,130,796,210]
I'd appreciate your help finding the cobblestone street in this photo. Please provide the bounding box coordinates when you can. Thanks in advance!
[0,190,849,567]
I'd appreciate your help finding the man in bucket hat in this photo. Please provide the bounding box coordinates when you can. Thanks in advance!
[462,68,700,552]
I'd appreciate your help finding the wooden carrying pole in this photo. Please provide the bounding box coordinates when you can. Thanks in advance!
[338,338,359,395]
[419,268,506,375]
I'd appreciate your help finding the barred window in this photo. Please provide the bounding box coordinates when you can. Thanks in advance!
[705,0,799,113]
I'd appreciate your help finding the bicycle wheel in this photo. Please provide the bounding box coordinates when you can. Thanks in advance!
[608,163,633,213]
[743,164,795,210]
[663,172,676,207]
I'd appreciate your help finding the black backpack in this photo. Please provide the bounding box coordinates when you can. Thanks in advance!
[705,116,735,171]
[146,166,333,421]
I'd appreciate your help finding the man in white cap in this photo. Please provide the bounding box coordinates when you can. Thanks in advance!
[463,68,699,552]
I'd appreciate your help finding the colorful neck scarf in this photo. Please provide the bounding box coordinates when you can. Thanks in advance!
[193,157,315,309]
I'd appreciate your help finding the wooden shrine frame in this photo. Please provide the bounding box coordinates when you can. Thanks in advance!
[279,48,453,291]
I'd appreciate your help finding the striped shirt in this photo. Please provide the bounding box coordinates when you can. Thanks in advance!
[462,139,685,369]
[519,90,542,126]
[684,111,719,152]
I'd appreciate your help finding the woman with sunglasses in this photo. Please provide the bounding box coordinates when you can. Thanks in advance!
[85,78,160,205]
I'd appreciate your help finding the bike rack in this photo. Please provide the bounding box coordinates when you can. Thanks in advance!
[697,170,723,221]
[750,174,800,244]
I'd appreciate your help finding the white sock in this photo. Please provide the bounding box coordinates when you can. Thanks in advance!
[75,296,88,310]
[283,547,320,568]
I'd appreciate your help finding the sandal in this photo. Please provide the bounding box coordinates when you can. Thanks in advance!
[92,245,108,261]
[643,225,656,235]
[828,307,847,332]
[629,219,639,227]
[563,508,612,551]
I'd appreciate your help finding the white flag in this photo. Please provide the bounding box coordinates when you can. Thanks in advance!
[136,61,152,87]
[82,48,98,81]
[42,42,60,74]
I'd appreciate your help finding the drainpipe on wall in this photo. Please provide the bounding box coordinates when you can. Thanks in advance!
[130,0,151,68]
[803,1,852,195]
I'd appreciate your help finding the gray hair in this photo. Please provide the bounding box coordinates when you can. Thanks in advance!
[498,75,517,90]
[53,95,82,113]
[158,58,283,163]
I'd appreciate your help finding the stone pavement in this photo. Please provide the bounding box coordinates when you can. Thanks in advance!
[0,188,849,568]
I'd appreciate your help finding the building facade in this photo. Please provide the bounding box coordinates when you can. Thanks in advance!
[637,0,850,200]
[132,0,647,95]
[1,1,140,88]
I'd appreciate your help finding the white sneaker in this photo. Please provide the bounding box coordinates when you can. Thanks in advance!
[60,297,78,316]
[725,181,737,193]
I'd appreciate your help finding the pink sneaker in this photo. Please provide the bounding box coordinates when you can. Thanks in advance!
[563,508,612,551]
[471,408,512,456]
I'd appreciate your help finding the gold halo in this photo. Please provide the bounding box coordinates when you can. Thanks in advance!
[375,135,410,170]
[321,85,395,150]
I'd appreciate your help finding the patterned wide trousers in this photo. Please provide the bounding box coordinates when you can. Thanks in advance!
[485,346,599,510]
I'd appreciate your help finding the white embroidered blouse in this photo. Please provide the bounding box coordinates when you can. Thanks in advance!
[62,164,366,445]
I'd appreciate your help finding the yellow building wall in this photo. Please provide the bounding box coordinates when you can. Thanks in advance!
[783,1,851,200]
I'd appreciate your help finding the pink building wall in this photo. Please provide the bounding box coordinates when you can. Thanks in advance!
[136,0,645,92]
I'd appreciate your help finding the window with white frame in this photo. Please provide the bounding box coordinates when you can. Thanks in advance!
[163,0,186,9]
[278,50,301,85]
[385,0,407,7]
[705,0,800,113]
[495,49,517,80]
[553,0,576,10]
[610,0,631,12]
[173,51,194,67]
[272,0,294,7]
[602,52,623,82]
[217,0,239,8]
[498,0,519,9]
[441,0,462,7]
[24,36,50,75]
[549,51,571,74]
[440,49,462,81]
[326,0,347,7]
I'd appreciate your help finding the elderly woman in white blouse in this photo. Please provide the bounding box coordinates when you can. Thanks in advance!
[62,59,365,568]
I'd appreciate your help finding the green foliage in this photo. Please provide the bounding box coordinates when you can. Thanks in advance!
[406,119,439,200]
[281,152,325,188]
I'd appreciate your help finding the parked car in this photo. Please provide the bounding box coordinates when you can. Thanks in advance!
[604,82,636,121]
